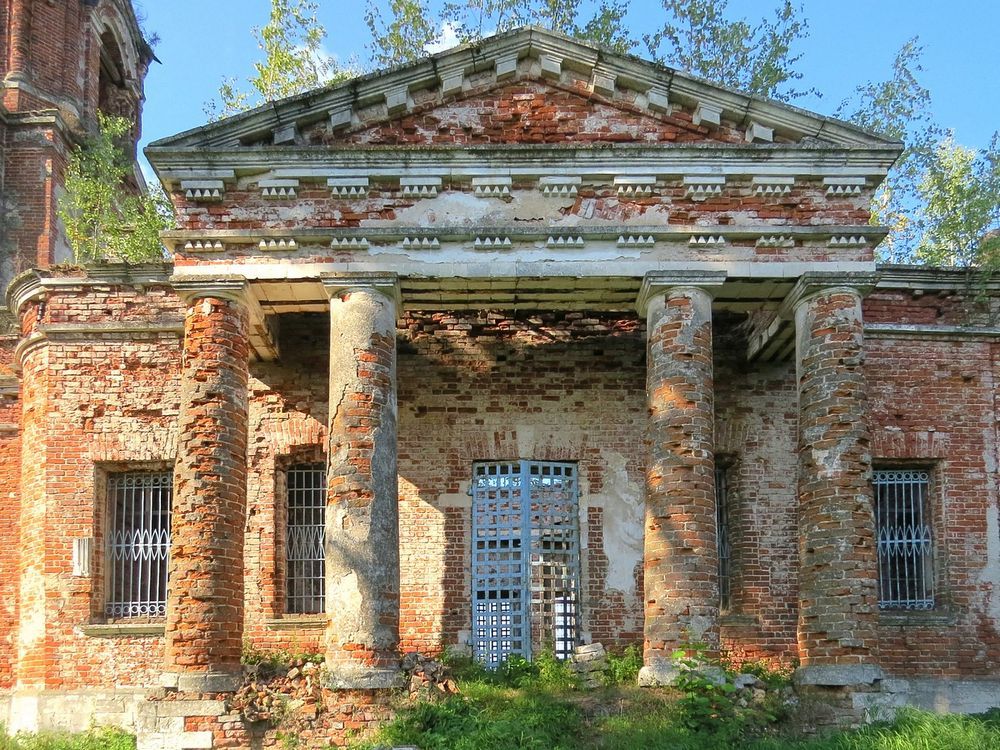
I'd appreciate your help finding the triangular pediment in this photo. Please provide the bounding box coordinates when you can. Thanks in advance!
[149,26,900,153]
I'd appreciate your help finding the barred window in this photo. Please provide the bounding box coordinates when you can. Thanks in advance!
[106,471,172,618]
[873,469,934,610]
[286,463,326,614]
[716,464,731,611]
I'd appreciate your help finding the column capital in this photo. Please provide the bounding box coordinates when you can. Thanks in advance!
[780,271,877,319]
[636,270,726,316]
[321,271,401,312]
[170,275,250,306]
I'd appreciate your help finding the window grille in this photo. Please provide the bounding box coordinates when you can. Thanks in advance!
[286,463,326,614]
[106,471,172,618]
[873,469,934,610]
[716,464,731,611]
[471,461,580,665]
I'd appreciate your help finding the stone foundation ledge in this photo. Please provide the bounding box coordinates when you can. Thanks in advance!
[1,688,149,733]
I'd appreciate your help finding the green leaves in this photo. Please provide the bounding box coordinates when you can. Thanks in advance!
[916,134,1000,273]
[644,1,813,101]
[209,0,353,119]
[57,113,172,265]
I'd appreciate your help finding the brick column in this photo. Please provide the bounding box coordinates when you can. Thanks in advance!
[164,279,251,693]
[790,273,882,689]
[321,273,402,689]
[637,272,725,686]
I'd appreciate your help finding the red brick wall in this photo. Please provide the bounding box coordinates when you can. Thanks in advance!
[0,338,21,689]
[713,318,800,667]
[865,331,1000,676]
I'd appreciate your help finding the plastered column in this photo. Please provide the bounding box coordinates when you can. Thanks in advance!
[323,274,402,689]
[640,282,720,686]
[164,281,251,693]
[793,280,881,688]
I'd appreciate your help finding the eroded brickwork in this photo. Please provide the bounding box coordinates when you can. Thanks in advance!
[795,287,878,667]
[166,294,250,687]
[644,288,719,672]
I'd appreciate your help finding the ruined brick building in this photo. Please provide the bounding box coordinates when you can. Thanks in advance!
[2,12,1000,747]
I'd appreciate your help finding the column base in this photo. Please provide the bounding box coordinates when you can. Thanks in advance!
[322,666,404,691]
[161,669,242,693]
[637,661,680,687]
[794,664,884,687]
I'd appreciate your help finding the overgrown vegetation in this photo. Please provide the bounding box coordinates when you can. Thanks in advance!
[0,726,135,750]
[241,639,324,671]
[351,650,1000,750]
[57,113,171,264]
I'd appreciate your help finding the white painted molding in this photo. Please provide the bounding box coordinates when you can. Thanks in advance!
[181,179,224,202]
[746,122,774,143]
[183,240,225,253]
[400,176,442,198]
[402,236,440,248]
[539,176,581,197]
[546,236,585,248]
[540,54,562,79]
[689,235,726,246]
[647,89,670,113]
[828,235,869,247]
[617,235,656,247]
[72,537,93,577]
[592,72,616,97]
[259,179,299,199]
[329,107,353,130]
[331,237,370,249]
[693,102,722,127]
[496,54,518,80]
[684,175,726,200]
[472,176,512,197]
[752,176,794,195]
[259,238,297,251]
[824,176,866,195]
[756,236,795,248]
[615,176,657,198]
[474,236,512,248]
[328,177,370,197]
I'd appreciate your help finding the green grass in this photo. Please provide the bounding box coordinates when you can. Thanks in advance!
[0,726,135,750]
[354,671,1000,750]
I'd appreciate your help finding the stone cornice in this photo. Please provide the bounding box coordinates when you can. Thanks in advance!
[636,270,727,316]
[148,27,898,153]
[321,271,402,312]
[865,323,1000,340]
[779,271,879,319]
[5,264,175,315]
[875,264,1000,294]
[150,143,902,187]
[170,276,251,305]
[162,224,889,255]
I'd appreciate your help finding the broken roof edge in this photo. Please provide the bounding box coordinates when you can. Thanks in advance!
[149,25,903,152]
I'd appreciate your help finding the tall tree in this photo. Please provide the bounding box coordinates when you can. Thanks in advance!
[643,1,812,101]
[366,0,440,69]
[209,0,349,118]
[916,135,1000,275]
[368,0,634,65]
[835,39,939,263]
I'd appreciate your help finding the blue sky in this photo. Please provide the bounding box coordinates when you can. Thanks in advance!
[136,0,999,159]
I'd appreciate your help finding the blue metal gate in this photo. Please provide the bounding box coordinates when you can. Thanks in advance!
[471,461,580,665]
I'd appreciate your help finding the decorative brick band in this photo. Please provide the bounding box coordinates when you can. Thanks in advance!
[641,286,719,685]
[323,283,403,689]
[164,293,251,689]
[794,287,878,669]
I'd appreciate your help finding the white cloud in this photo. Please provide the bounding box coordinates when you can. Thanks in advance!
[424,22,461,55]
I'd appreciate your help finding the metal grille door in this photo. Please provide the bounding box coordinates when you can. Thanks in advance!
[286,463,326,614]
[106,472,172,618]
[471,461,580,665]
